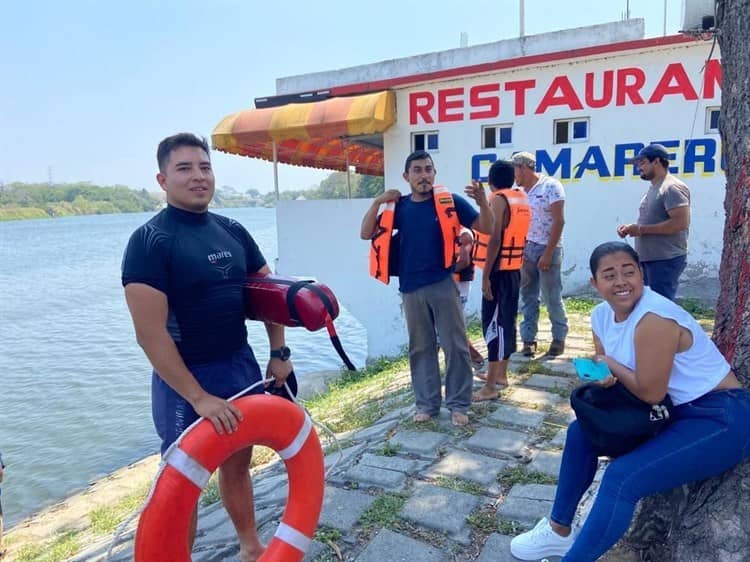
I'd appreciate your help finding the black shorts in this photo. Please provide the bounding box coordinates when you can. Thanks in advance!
[481,270,521,361]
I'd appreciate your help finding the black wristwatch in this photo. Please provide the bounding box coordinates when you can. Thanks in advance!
[270,346,291,361]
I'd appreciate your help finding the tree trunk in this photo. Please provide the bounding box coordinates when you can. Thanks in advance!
[620,1,750,560]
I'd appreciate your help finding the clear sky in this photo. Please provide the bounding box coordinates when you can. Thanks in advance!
[1,0,683,193]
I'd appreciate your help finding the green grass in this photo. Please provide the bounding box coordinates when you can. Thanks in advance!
[304,356,410,433]
[497,465,557,487]
[676,297,716,321]
[512,360,557,376]
[314,525,343,543]
[377,442,401,456]
[466,508,498,534]
[89,483,150,534]
[12,531,81,562]
[434,476,485,495]
[398,415,440,432]
[200,474,221,506]
[564,296,599,315]
[358,492,410,532]
[497,518,527,535]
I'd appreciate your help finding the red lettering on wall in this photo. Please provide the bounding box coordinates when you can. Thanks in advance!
[585,70,613,108]
[703,59,722,99]
[438,88,465,122]
[409,91,435,125]
[469,84,501,119]
[648,63,699,103]
[504,79,536,116]
[535,76,583,114]
[616,68,646,106]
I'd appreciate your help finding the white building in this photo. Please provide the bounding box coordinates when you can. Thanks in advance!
[213,17,723,360]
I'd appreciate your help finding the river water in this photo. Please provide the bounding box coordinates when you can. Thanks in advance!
[0,208,367,526]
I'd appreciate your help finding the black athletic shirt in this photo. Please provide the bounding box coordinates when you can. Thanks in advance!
[121,205,266,365]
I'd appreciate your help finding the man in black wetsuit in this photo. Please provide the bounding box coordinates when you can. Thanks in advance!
[122,133,291,561]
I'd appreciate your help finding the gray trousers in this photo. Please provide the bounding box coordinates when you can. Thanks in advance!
[401,276,473,415]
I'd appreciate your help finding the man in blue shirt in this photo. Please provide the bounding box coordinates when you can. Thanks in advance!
[122,133,292,561]
[361,150,493,426]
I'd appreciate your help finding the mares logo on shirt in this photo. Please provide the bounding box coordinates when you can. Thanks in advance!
[207,250,233,264]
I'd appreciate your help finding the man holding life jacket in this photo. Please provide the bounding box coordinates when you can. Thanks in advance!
[122,133,291,561]
[360,150,493,426]
[512,151,569,358]
[472,160,531,402]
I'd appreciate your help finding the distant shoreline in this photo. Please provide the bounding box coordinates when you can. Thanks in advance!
[0,203,279,222]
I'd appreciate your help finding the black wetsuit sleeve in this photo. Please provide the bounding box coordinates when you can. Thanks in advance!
[121,224,171,293]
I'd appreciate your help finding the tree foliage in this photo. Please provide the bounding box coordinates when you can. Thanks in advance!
[1,170,386,221]
[0,182,161,221]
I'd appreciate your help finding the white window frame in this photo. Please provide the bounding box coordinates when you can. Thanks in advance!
[481,123,513,149]
[705,107,720,134]
[411,130,440,152]
[553,117,590,144]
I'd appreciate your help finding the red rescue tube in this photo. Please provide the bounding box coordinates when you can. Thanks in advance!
[244,275,339,331]
[134,394,325,562]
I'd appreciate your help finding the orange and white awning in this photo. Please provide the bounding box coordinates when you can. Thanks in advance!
[212,91,395,177]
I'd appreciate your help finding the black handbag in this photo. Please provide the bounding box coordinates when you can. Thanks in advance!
[570,382,674,457]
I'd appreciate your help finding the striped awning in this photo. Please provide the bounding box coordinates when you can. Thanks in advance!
[212,91,395,176]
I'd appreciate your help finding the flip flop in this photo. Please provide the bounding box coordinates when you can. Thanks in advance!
[472,391,499,403]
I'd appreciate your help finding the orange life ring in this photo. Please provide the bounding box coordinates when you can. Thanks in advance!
[134,394,325,562]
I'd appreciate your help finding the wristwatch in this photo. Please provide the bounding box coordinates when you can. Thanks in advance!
[270,346,291,361]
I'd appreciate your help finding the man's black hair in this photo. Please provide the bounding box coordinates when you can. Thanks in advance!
[157,133,210,172]
[404,150,434,173]
[488,159,515,190]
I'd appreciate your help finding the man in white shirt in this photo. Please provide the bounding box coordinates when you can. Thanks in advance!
[512,151,568,357]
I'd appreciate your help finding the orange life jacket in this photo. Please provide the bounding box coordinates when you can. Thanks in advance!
[473,188,531,271]
[369,185,461,285]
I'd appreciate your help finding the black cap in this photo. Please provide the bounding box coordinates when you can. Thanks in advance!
[633,143,670,162]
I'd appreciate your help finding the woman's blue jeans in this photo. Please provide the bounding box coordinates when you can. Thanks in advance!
[551,388,750,562]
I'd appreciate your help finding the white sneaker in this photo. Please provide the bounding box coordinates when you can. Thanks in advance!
[510,517,574,560]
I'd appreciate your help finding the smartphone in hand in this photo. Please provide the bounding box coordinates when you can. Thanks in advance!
[572,358,611,381]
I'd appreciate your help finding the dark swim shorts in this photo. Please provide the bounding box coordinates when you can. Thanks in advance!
[151,344,264,455]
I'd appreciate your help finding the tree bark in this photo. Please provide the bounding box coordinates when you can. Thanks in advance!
[620,1,750,560]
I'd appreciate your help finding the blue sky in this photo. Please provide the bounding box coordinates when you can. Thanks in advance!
[1,0,683,193]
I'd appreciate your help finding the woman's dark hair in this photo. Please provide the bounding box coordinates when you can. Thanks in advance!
[589,242,641,276]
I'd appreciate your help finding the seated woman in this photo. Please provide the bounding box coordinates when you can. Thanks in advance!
[510,241,750,561]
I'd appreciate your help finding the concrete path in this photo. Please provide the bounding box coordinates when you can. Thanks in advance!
[72,316,609,562]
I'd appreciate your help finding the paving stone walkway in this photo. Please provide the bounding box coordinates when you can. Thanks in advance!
[74,316,609,562]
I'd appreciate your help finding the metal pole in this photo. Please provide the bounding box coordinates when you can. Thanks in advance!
[663,0,667,36]
[520,0,525,37]
[345,140,352,199]
[272,140,279,201]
